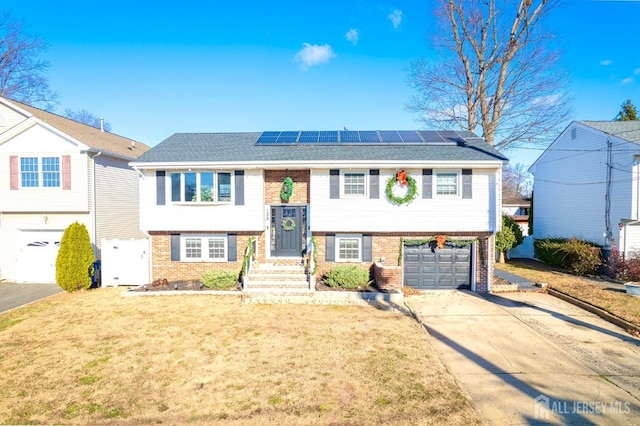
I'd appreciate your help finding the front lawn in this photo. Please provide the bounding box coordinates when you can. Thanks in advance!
[497,259,640,328]
[0,288,479,425]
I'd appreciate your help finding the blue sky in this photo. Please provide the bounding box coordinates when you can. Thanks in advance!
[3,0,640,166]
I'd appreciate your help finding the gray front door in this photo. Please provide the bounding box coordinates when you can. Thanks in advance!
[275,206,303,257]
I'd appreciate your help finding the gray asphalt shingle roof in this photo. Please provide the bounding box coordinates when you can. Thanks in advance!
[579,121,640,144]
[134,131,507,164]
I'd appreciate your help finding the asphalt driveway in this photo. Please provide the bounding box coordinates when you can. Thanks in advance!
[405,290,640,425]
[0,282,63,313]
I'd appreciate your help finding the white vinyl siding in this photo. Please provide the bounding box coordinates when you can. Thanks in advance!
[140,169,264,232]
[94,154,146,255]
[531,123,637,247]
[311,168,499,233]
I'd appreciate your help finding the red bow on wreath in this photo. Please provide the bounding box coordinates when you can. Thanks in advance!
[397,170,408,186]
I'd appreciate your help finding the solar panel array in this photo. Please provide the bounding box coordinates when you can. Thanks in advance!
[255,130,468,145]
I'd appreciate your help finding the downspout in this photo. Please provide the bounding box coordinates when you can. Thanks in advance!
[89,151,101,254]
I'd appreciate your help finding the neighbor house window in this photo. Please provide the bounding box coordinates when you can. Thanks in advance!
[182,235,227,261]
[343,172,366,196]
[336,234,362,261]
[20,156,60,188]
[436,172,458,196]
[171,171,232,203]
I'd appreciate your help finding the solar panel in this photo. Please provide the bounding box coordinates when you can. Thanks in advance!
[340,131,360,142]
[437,130,466,145]
[255,130,469,145]
[359,131,380,143]
[418,131,447,143]
[298,131,319,143]
[379,130,402,143]
[318,131,339,143]
[399,131,423,142]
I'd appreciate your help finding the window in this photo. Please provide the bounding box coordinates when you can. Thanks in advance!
[182,235,227,261]
[20,156,61,188]
[171,171,232,203]
[436,172,458,196]
[343,172,366,196]
[336,235,362,262]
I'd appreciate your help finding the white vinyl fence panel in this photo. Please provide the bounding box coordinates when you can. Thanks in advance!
[101,238,150,287]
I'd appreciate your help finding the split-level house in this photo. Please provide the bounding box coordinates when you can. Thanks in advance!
[131,130,507,292]
[0,97,150,283]
[530,121,640,257]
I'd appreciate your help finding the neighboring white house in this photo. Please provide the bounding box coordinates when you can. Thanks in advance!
[502,196,531,235]
[0,97,150,283]
[131,130,507,292]
[529,121,640,257]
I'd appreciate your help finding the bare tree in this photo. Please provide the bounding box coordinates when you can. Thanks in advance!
[63,108,112,132]
[502,163,532,199]
[407,0,571,149]
[0,11,58,109]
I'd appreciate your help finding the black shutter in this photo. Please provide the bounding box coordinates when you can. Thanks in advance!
[234,171,244,206]
[227,234,237,261]
[156,171,166,205]
[462,169,472,199]
[422,169,432,199]
[326,234,335,261]
[170,234,180,261]
[330,169,340,199]
[369,170,379,199]
[362,234,372,262]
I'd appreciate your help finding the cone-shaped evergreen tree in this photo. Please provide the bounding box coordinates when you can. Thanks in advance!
[55,222,95,292]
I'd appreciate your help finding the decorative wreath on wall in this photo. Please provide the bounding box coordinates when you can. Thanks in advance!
[385,169,417,205]
[280,177,294,202]
[281,217,296,231]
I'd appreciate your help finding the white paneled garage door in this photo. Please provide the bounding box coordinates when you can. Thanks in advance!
[18,230,64,283]
[404,243,471,290]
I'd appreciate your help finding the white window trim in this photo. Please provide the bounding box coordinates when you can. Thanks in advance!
[181,234,228,262]
[435,170,461,197]
[170,171,233,204]
[341,170,368,198]
[20,156,61,189]
[336,234,363,262]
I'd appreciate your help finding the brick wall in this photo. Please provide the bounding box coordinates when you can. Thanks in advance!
[264,170,310,204]
[149,232,261,282]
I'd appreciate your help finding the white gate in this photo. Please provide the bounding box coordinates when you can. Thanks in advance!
[101,238,150,287]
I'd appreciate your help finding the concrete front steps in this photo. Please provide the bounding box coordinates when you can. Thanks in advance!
[243,263,311,293]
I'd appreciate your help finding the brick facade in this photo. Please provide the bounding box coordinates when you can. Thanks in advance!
[264,170,310,204]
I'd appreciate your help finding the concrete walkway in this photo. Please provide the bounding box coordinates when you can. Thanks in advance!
[405,290,640,425]
[0,282,63,313]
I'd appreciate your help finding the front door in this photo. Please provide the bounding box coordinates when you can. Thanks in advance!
[274,206,303,257]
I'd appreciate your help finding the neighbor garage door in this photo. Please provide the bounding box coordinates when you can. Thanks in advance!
[18,230,64,283]
[404,243,471,289]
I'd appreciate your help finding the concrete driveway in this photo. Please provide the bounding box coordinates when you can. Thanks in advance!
[405,290,640,425]
[0,282,63,313]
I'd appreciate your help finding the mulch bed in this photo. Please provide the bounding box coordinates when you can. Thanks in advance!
[129,279,239,292]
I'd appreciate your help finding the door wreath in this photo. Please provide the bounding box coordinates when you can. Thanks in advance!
[281,217,296,231]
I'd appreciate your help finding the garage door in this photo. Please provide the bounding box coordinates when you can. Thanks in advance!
[18,231,64,283]
[404,243,471,289]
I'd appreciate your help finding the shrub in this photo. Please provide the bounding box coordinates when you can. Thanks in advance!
[607,245,640,282]
[56,222,95,292]
[201,269,238,289]
[534,237,602,276]
[324,265,372,290]
[502,215,524,247]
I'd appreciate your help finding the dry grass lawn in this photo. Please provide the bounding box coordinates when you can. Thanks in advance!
[0,288,480,425]
[497,260,640,327]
